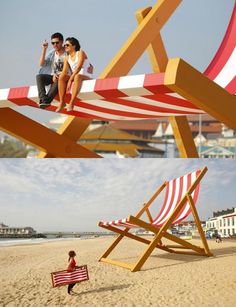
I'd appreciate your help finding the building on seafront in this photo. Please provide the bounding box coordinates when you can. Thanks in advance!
[0,223,37,237]
[205,208,236,237]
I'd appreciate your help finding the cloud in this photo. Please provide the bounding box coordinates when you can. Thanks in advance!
[0,159,235,231]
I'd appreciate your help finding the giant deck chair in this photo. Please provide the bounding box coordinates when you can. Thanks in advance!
[98,167,212,272]
[0,0,236,158]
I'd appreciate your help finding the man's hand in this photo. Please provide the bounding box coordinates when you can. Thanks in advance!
[42,40,48,50]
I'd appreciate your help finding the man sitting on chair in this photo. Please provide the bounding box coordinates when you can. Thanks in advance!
[36,32,67,108]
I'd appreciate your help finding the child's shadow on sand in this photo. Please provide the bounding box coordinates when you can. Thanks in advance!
[72,284,131,296]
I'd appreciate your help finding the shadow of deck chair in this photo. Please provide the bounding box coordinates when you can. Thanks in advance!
[98,166,212,272]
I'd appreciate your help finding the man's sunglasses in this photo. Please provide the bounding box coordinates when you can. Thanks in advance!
[51,41,60,45]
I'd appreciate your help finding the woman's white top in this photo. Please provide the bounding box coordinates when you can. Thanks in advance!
[68,51,93,78]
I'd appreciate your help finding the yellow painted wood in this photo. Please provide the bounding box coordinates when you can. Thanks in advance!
[100,258,134,270]
[136,182,167,219]
[129,215,205,254]
[99,224,150,245]
[169,116,199,157]
[39,116,94,157]
[99,234,125,260]
[136,6,198,158]
[145,207,153,223]
[165,58,236,131]
[0,109,100,158]
[135,7,169,73]
[98,225,131,260]
[170,251,205,256]
[100,0,182,78]
[164,232,205,254]
[165,245,192,249]
[187,194,213,256]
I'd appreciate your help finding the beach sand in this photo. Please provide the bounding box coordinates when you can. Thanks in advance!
[0,237,235,307]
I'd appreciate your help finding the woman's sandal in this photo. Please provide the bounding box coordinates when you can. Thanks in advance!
[66,104,74,112]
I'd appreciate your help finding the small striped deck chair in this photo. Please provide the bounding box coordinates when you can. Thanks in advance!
[51,265,89,288]
[98,167,212,272]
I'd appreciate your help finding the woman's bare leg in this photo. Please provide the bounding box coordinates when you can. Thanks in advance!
[56,74,70,112]
[67,75,90,111]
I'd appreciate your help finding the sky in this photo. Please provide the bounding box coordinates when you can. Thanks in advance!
[0,159,235,232]
[0,0,235,124]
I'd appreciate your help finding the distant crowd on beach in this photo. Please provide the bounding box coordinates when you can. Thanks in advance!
[36,32,93,112]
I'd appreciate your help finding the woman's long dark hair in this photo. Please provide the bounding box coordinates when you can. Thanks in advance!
[65,37,81,51]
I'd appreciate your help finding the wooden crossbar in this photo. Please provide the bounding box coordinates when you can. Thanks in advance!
[165,58,236,131]
[100,258,134,270]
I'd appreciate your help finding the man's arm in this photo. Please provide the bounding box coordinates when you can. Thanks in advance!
[39,40,49,66]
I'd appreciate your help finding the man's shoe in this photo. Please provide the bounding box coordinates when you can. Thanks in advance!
[39,102,51,109]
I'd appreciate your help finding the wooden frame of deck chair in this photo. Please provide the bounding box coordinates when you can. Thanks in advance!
[98,166,213,272]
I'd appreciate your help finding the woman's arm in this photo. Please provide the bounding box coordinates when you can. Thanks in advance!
[61,56,70,76]
[69,50,86,81]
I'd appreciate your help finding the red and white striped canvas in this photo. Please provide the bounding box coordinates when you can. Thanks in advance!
[0,5,235,120]
[204,2,236,94]
[51,265,89,288]
[0,73,203,121]
[152,170,201,226]
[99,169,201,229]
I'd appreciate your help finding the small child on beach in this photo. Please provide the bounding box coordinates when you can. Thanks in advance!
[67,250,77,294]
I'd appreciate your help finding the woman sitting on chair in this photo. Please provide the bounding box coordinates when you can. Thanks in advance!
[56,37,93,112]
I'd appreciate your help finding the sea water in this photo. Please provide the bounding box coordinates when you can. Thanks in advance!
[0,237,81,247]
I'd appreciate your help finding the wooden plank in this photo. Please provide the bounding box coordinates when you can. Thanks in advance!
[100,0,182,78]
[39,116,94,158]
[135,6,168,73]
[100,258,134,270]
[136,6,198,158]
[129,215,205,254]
[99,224,150,245]
[0,108,100,158]
[169,250,206,256]
[165,58,236,130]
[135,182,167,219]
[164,232,205,254]
[165,245,192,249]
[169,116,199,157]
[187,194,213,256]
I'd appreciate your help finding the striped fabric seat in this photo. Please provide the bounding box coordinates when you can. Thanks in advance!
[204,2,236,94]
[99,169,201,230]
[51,265,89,288]
[0,4,236,121]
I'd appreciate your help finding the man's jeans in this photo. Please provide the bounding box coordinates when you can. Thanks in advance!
[36,74,58,104]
